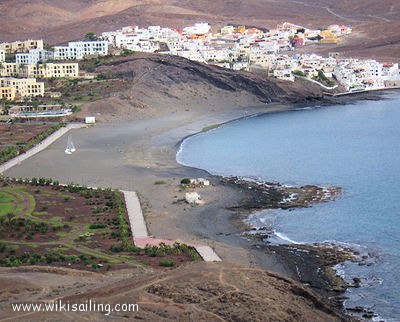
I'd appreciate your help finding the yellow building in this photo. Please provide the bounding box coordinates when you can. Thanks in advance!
[0,40,44,54]
[0,87,16,100]
[320,30,339,44]
[220,26,235,35]
[20,63,79,78]
[0,63,18,77]
[236,26,246,34]
[0,63,79,78]
[0,78,44,98]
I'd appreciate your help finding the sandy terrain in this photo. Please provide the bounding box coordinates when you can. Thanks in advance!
[0,263,343,321]
[0,99,355,320]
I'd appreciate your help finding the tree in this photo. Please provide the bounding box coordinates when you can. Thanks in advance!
[85,32,98,41]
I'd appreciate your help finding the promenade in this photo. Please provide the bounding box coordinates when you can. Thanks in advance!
[122,190,221,262]
[0,123,86,174]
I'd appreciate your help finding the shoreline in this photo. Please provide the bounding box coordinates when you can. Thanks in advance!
[3,90,393,319]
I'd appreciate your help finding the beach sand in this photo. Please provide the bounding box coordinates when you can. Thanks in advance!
[5,102,296,276]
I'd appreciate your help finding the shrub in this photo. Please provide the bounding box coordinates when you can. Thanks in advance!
[125,245,142,253]
[154,180,167,185]
[180,178,191,185]
[110,245,123,253]
[159,260,175,267]
[89,223,107,229]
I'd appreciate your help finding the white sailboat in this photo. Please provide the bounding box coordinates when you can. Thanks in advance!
[65,135,76,154]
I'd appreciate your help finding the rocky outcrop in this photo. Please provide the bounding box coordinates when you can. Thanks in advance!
[94,53,326,105]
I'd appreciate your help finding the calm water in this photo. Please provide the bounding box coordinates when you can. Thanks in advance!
[177,93,400,321]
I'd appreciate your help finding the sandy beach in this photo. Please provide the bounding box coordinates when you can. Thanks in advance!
[4,94,383,316]
[4,102,297,273]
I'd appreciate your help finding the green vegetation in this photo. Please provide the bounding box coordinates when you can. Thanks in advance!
[0,178,199,270]
[154,180,167,185]
[89,223,107,229]
[0,249,100,267]
[180,178,191,185]
[292,70,307,77]
[312,70,337,87]
[0,123,65,165]
[159,260,175,267]
[202,124,219,132]
[144,242,201,261]
[84,32,98,41]
[0,146,19,165]
[121,49,135,57]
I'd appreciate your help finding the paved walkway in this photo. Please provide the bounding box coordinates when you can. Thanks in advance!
[0,124,222,263]
[195,246,222,262]
[121,190,221,262]
[0,123,86,173]
[121,190,149,238]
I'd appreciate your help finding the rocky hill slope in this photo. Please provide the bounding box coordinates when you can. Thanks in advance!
[0,262,346,321]
[0,0,399,60]
[72,53,327,121]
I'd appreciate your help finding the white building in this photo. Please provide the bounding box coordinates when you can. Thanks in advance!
[16,49,54,64]
[200,48,230,62]
[183,23,211,35]
[0,49,4,62]
[273,69,295,81]
[54,41,108,60]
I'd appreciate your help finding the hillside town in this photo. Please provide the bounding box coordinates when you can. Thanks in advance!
[1,22,400,114]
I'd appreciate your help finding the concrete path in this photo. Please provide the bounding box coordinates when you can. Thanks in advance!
[121,190,149,238]
[195,246,222,262]
[0,123,86,173]
[121,190,221,262]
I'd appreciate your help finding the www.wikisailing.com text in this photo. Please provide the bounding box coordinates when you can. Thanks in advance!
[12,300,139,316]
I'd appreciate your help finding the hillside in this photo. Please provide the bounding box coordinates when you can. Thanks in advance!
[0,0,399,61]
[0,262,345,321]
[65,53,327,121]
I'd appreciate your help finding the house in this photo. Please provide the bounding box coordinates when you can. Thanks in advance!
[183,23,211,35]
[273,69,295,81]
[54,41,108,60]
[220,26,235,35]
[320,30,339,44]
[0,40,44,54]
[0,78,44,98]
[291,37,305,47]
[16,49,54,64]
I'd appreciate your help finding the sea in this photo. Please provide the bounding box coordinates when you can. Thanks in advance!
[177,92,400,321]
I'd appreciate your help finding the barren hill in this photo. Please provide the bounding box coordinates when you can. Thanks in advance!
[67,53,327,121]
[0,262,345,321]
[0,0,399,61]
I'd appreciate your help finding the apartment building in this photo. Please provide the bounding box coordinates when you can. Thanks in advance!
[0,63,18,77]
[20,63,79,78]
[54,41,108,60]
[16,49,54,64]
[0,62,79,78]
[0,78,44,98]
[0,87,16,100]
[0,40,44,54]
[0,49,5,62]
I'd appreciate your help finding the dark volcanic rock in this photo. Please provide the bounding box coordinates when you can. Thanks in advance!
[94,53,326,104]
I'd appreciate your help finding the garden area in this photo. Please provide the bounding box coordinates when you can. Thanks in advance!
[0,122,65,164]
[0,177,199,270]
